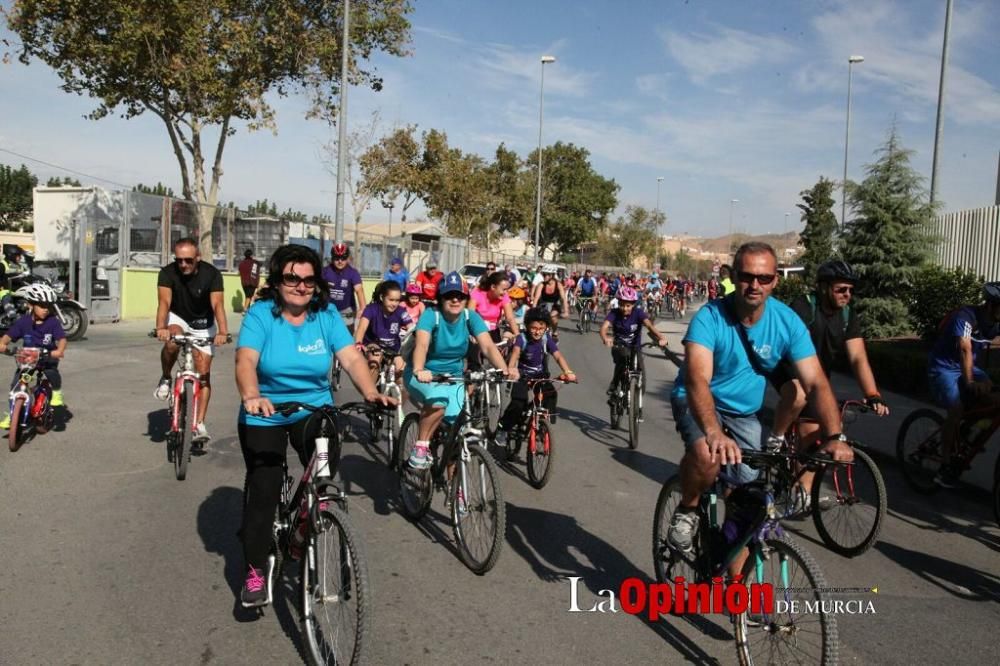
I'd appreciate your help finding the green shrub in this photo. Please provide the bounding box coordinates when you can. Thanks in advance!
[773,275,809,305]
[906,265,984,340]
[864,339,931,399]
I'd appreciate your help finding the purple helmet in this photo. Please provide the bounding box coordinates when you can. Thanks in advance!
[617,286,638,302]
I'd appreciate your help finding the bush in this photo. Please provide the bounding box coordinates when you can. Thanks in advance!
[906,265,984,340]
[864,339,932,399]
[773,275,809,305]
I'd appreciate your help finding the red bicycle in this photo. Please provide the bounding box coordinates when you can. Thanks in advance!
[501,376,576,489]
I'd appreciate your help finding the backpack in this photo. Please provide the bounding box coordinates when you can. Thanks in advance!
[516,331,553,374]
[804,293,849,328]
[399,309,475,366]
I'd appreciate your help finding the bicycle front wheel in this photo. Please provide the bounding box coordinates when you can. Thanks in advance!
[175,381,194,481]
[301,505,372,666]
[895,408,945,494]
[397,413,432,520]
[452,443,506,574]
[627,378,640,450]
[526,418,554,489]
[8,396,25,452]
[734,536,838,666]
[811,447,886,557]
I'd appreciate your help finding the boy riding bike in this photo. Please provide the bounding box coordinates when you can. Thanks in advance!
[600,286,668,419]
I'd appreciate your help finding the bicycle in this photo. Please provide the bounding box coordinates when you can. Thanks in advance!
[355,345,405,469]
[397,369,507,574]
[5,346,55,452]
[645,293,661,320]
[257,401,372,666]
[608,342,658,450]
[783,400,887,557]
[468,340,508,438]
[652,448,841,665]
[149,331,230,481]
[499,376,576,489]
[575,296,597,334]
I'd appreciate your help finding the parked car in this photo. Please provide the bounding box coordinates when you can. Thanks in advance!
[459,263,488,289]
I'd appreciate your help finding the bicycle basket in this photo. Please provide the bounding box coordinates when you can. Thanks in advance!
[15,347,41,369]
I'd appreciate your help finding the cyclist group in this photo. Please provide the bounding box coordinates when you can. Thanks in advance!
[148,235,1000,614]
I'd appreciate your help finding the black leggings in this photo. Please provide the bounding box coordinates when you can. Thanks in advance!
[238,416,323,571]
[609,346,644,393]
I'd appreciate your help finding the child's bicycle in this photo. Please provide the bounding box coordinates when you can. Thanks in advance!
[499,376,576,489]
[397,369,507,574]
[652,448,843,665]
[5,346,55,452]
[608,342,660,450]
[148,330,231,481]
[258,402,372,666]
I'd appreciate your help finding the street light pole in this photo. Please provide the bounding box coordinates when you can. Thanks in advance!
[333,0,351,244]
[784,212,789,234]
[387,201,394,237]
[656,176,664,214]
[728,199,739,254]
[930,0,953,204]
[533,55,556,264]
[842,54,864,227]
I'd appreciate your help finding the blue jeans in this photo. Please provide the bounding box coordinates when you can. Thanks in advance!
[671,396,763,485]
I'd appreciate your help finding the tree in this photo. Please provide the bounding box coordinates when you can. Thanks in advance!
[484,143,531,238]
[526,142,619,258]
[323,111,390,244]
[600,206,662,267]
[6,0,412,256]
[134,182,175,197]
[359,124,422,222]
[0,163,37,230]
[840,126,938,337]
[796,176,838,282]
[422,147,493,245]
[45,176,82,187]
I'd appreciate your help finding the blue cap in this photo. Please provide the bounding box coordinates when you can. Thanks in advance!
[390,257,402,266]
[439,271,468,297]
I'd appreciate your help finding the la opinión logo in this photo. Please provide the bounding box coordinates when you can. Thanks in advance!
[567,576,774,619]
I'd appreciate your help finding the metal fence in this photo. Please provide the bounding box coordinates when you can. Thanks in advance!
[929,205,1000,281]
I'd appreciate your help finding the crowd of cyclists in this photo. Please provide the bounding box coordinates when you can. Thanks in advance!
[144,236,1000,639]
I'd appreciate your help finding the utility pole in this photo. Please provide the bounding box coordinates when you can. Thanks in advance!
[930,0,953,204]
[333,0,351,244]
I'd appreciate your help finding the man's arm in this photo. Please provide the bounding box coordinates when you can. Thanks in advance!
[353,282,367,312]
[210,290,229,342]
[685,342,741,465]
[845,338,888,414]
[793,355,852,460]
[155,286,173,341]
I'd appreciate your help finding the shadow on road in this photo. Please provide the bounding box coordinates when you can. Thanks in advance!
[875,539,1000,602]
[52,406,74,432]
[146,409,169,443]
[506,502,730,663]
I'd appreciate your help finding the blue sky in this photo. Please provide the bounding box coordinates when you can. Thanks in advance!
[2,0,999,238]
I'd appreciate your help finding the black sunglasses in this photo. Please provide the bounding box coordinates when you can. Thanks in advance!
[737,271,776,286]
[281,273,318,288]
[833,285,854,294]
[442,293,467,302]
[332,255,349,261]
[175,257,197,265]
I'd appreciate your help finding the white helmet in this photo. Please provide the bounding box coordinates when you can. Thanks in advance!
[16,282,59,304]
[542,264,560,275]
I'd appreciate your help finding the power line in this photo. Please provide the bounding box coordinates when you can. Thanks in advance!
[0,146,133,189]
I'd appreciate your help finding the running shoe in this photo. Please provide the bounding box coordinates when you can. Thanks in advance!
[240,566,268,607]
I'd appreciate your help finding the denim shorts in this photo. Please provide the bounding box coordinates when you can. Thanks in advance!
[671,396,763,485]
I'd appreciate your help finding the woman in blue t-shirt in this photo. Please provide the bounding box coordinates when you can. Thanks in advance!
[235,244,391,608]
[404,271,516,469]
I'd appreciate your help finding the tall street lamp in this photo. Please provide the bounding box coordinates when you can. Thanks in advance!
[784,212,789,234]
[728,199,739,254]
[656,176,665,214]
[533,55,556,264]
[842,54,864,227]
[930,0,953,204]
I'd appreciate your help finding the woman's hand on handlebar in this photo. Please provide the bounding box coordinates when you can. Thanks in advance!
[243,396,276,418]
[364,391,398,407]
[506,367,520,382]
[560,372,577,383]
[415,369,433,383]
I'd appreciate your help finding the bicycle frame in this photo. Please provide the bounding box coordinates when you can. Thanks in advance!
[170,340,201,435]
[8,349,52,429]
[525,380,557,455]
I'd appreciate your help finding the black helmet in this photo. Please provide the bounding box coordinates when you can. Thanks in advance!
[983,282,1000,304]
[816,260,858,284]
[523,307,550,328]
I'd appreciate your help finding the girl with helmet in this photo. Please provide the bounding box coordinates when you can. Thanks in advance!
[404,271,515,469]
[403,282,425,323]
[0,282,67,430]
[599,285,668,419]
[507,286,527,326]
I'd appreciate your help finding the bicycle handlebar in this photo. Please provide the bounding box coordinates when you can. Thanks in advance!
[148,330,232,344]
[3,345,51,357]
[427,368,507,384]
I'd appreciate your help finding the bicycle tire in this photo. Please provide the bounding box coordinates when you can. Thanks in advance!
[486,380,503,438]
[451,443,506,574]
[734,536,838,666]
[8,396,25,452]
[301,505,372,666]
[651,475,700,591]
[627,377,640,450]
[175,381,194,481]
[992,453,1000,528]
[397,413,432,520]
[895,408,945,494]
[526,418,554,489]
[811,447,886,557]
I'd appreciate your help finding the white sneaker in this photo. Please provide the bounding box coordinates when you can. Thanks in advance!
[154,378,171,401]
[494,428,507,446]
[193,422,211,444]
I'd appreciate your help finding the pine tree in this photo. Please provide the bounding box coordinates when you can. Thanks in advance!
[840,126,937,337]
[796,177,839,283]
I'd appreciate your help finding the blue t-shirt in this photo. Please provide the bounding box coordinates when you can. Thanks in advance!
[382,268,409,290]
[407,308,488,377]
[577,277,596,296]
[672,297,816,416]
[237,301,354,426]
[605,307,650,348]
[7,313,66,351]
[928,306,1000,376]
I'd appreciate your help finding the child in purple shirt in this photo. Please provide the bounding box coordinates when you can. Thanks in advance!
[496,308,576,456]
[599,286,668,413]
[354,281,412,384]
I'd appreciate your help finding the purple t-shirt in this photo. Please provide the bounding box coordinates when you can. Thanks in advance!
[322,264,363,312]
[605,307,649,347]
[7,313,66,351]
[515,333,558,378]
[360,302,412,352]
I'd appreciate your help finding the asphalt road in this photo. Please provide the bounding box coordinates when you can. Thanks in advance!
[1,307,998,665]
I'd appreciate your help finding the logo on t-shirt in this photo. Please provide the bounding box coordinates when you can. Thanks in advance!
[298,338,327,355]
[390,323,399,334]
[754,344,773,360]
[42,333,53,346]
[340,279,348,288]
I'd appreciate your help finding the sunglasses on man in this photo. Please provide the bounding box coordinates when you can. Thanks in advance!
[833,285,854,295]
[175,257,197,265]
[332,255,349,261]
[736,271,776,286]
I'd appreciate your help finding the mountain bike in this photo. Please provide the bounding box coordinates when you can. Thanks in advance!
[652,448,841,665]
[261,402,372,666]
[575,296,597,334]
[896,393,1000,526]
[499,376,576,489]
[149,331,230,480]
[609,342,658,450]
[5,346,55,452]
[783,400,887,557]
[468,343,507,438]
[645,293,661,320]
[397,370,507,574]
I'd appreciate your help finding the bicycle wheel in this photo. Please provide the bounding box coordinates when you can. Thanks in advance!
[8,396,25,452]
[651,475,699,590]
[486,380,503,438]
[301,504,372,666]
[397,413,432,520]
[609,395,621,431]
[526,418,554,489]
[386,386,403,470]
[175,380,194,481]
[992,453,1000,528]
[811,448,886,557]
[895,408,945,494]
[451,443,506,574]
[734,536,838,666]
[627,378,640,450]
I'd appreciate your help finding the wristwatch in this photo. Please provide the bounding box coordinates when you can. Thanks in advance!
[825,433,848,443]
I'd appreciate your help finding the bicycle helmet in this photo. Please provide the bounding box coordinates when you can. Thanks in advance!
[405,283,422,295]
[816,260,858,284]
[542,264,559,275]
[16,282,58,304]
[983,282,1000,304]
[508,286,526,299]
[331,243,350,258]
[616,286,638,302]
[438,271,469,298]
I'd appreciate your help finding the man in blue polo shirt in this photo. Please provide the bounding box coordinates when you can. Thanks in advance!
[666,242,852,555]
